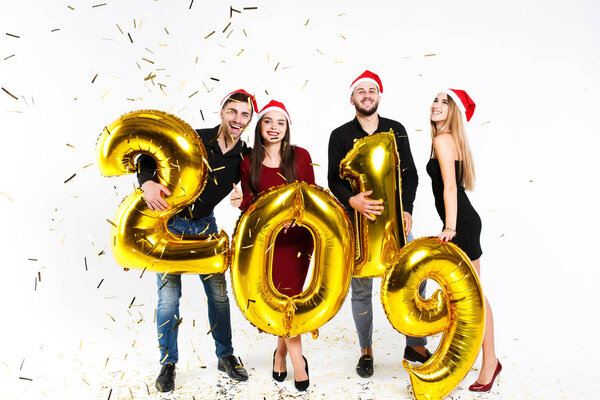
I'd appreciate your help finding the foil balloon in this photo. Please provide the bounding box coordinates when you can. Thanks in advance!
[230,182,354,337]
[96,110,229,274]
[339,130,406,277]
[381,237,485,400]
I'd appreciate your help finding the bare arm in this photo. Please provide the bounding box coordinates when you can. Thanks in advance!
[434,134,458,243]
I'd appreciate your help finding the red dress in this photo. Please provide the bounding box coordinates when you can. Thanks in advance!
[239,146,315,296]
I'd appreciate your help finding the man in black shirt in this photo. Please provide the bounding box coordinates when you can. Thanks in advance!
[328,71,431,378]
[137,90,255,391]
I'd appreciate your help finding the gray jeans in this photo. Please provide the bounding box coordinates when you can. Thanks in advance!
[351,233,427,349]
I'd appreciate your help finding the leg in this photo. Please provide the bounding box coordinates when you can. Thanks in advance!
[285,335,308,381]
[351,277,373,355]
[200,273,234,359]
[273,336,287,375]
[156,273,182,365]
[471,258,499,384]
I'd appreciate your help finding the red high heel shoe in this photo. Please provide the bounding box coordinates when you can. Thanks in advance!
[469,360,502,392]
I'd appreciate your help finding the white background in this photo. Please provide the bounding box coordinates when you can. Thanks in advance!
[1,1,598,399]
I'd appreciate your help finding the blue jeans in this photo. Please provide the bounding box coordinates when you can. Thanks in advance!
[156,214,234,364]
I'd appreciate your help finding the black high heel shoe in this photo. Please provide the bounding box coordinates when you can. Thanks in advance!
[272,350,287,382]
[294,356,309,391]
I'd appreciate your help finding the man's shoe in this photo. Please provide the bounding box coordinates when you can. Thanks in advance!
[217,355,249,381]
[356,355,373,378]
[403,346,432,364]
[155,363,176,392]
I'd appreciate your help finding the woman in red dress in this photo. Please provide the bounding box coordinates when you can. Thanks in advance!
[230,100,314,391]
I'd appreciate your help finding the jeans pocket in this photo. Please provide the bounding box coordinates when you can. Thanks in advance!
[167,217,189,235]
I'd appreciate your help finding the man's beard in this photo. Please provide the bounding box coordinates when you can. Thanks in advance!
[355,101,379,116]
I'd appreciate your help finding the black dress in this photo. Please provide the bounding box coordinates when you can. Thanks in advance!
[426,158,482,260]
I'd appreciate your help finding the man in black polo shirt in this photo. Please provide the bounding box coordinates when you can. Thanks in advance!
[328,71,431,378]
[137,89,256,392]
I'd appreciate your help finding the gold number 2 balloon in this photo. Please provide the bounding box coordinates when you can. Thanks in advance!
[230,182,354,337]
[339,131,406,277]
[96,110,229,274]
[381,238,485,400]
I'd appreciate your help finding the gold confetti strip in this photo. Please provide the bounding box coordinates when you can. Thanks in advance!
[274,62,280,71]
[189,0,194,9]
[84,257,88,270]
[222,22,231,33]
[19,377,32,381]
[235,49,244,56]
[141,57,154,64]
[97,279,104,289]
[2,87,18,100]
[106,218,117,227]
[127,32,133,43]
[481,121,491,126]
[302,80,308,89]
[4,54,15,60]
[51,28,60,32]
[188,90,198,98]
[358,310,368,315]
[206,323,218,335]
[107,388,112,400]
[243,6,257,10]
[243,29,247,37]
[133,18,136,29]
[309,163,320,167]
[316,49,324,55]
[204,31,215,39]
[1,192,13,201]
[38,271,41,281]
[83,163,93,168]
[67,5,75,10]
[107,313,115,322]
[92,3,107,7]
[144,73,156,81]
[82,378,89,385]
[200,109,204,120]
[6,33,20,38]
[304,19,309,26]
[424,53,436,57]
[129,296,136,308]
[28,258,37,261]
[340,34,346,39]
[277,172,286,181]
[241,244,253,249]
[64,173,76,183]
[101,89,110,99]
[91,73,98,83]
[338,13,346,16]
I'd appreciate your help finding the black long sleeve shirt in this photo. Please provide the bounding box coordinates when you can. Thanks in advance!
[327,116,418,214]
[137,125,251,219]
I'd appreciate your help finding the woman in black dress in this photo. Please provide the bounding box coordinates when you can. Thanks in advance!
[426,89,501,392]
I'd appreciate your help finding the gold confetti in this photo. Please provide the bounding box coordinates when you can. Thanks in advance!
[2,87,18,100]
[206,323,218,335]
[243,6,258,10]
[97,279,104,289]
[243,29,247,37]
[107,313,115,322]
[83,163,93,168]
[200,109,204,120]
[340,34,346,39]
[92,3,107,7]
[204,31,215,39]
[64,173,76,183]
[84,257,88,271]
[424,53,436,57]
[106,219,117,227]
[144,73,156,81]
[481,121,491,126]
[101,89,110,98]
[67,5,75,10]
[274,62,280,71]
[188,90,198,98]
[19,377,32,381]
[141,57,154,64]
[304,19,309,26]
[189,0,194,9]
[237,49,244,56]
[1,192,13,201]
[277,172,286,181]
[316,49,324,55]
[358,310,368,315]
[222,22,231,33]
[241,244,253,249]
[309,163,320,167]
[82,378,89,385]
[4,54,15,60]
[127,32,133,43]
[51,28,60,32]
[129,296,136,308]
[6,33,20,38]
[302,80,308,89]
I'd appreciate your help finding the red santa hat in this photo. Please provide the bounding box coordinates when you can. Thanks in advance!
[257,100,291,126]
[350,70,383,95]
[220,89,258,113]
[443,89,476,122]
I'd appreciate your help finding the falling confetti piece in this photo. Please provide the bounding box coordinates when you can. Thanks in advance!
[106,219,117,227]
[92,3,107,7]
[424,53,436,57]
[141,57,154,64]
[200,109,204,120]
[83,163,94,168]
[97,279,104,289]
[481,121,491,125]
[2,87,18,100]
[6,33,20,38]
[1,192,13,201]
[237,49,244,56]
[107,388,112,400]
[19,377,32,381]
[101,89,110,99]
[274,62,280,71]
[127,33,133,43]
[210,77,220,81]
[64,173,76,183]
[316,49,324,55]
[67,5,75,10]
[189,0,194,9]
[243,6,257,10]
[207,323,218,335]
[51,28,60,32]
[304,19,309,26]
[4,54,15,60]
[222,22,231,33]
[129,296,136,308]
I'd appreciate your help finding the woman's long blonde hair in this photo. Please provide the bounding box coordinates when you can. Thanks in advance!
[430,94,476,190]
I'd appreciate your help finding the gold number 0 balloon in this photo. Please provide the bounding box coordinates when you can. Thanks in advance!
[230,182,354,337]
[340,131,406,277]
[381,238,485,400]
[96,110,229,274]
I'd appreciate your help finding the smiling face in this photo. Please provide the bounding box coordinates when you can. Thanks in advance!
[260,110,288,145]
[351,82,380,116]
[220,100,252,140]
[431,92,449,124]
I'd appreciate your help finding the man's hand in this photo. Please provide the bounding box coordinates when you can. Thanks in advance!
[348,190,383,221]
[230,183,243,208]
[141,181,171,211]
[403,211,412,235]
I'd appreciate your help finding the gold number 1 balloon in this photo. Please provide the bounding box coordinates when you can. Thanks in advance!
[230,182,354,337]
[381,238,485,400]
[339,131,406,277]
[96,110,229,274]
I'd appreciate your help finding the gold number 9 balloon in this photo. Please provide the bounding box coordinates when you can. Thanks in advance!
[230,182,354,337]
[96,110,229,274]
[381,238,485,400]
[340,130,406,277]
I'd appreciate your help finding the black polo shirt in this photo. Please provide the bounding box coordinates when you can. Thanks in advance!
[137,125,251,219]
[327,116,418,214]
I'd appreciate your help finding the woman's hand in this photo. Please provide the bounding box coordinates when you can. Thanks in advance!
[230,183,243,208]
[438,228,456,244]
[141,181,172,211]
